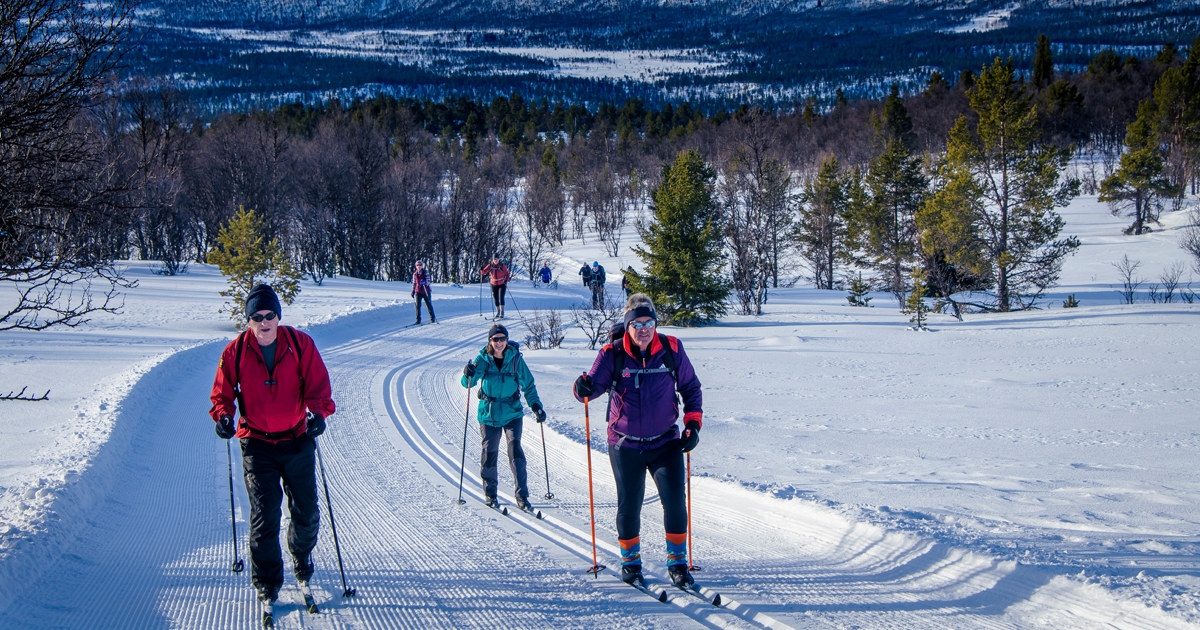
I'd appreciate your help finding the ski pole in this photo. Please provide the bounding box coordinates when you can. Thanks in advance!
[686,451,702,572]
[226,439,244,573]
[539,420,554,500]
[456,383,473,504]
[315,440,357,597]
[507,290,523,320]
[583,396,605,577]
[478,278,484,317]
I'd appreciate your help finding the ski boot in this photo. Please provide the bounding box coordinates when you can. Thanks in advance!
[668,564,694,587]
[620,564,644,585]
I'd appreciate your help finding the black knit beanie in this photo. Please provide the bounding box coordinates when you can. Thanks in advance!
[245,284,282,319]
[487,324,509,339]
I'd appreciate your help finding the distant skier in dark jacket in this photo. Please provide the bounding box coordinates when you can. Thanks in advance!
[538,262,553,285]
[461,324,546,511]
[411,260,435,324]
[589,261,606,308]
[209,284,335,612]
[579,263,593,287]
[573,293,704,588]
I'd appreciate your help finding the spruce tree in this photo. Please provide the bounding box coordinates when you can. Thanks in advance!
[1032,34,1054,89]
[797,155,852,290]
[849,136,928,304]
[633,149,729,325]
[207,206,302,325]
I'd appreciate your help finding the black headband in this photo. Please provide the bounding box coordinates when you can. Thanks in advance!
[623,305,657,325]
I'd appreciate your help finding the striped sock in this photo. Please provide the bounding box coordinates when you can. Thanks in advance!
[619,537,641,567]
[665,532,688,567]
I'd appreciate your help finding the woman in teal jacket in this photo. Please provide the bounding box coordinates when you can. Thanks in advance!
[461,324,546,510]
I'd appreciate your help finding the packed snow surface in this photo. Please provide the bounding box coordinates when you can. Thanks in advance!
[1,196,1199,628]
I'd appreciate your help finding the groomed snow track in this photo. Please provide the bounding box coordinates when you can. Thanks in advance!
[0,303,1187,629]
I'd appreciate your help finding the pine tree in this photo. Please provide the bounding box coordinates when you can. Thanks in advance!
[1099,99,1180,234]
[207,206,302,325]
[846,272,873,307]
[922,57,1079,312]
[1150,35,1200,195]
[901,268,930,329]
[633,149,729,325]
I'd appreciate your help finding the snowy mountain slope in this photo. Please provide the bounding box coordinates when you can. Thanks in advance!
[1,196,1200,627]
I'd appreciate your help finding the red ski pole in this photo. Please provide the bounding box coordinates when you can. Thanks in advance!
[584,396,605,577]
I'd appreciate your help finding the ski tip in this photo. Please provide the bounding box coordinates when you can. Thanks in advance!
[307,603,320,614]
[658,590,668,602]
[712,593,722,606]
[501,507,509,515]
[535,510,543,519]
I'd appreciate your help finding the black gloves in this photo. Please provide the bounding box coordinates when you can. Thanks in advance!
[306,412,326,438]
[680,420,700,453]
[463,362,476,378]
[531,403,547,423]
[215,415,236,440]
[574,374,595,399]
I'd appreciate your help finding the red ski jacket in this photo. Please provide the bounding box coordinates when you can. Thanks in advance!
[481,261,511,286]
[209,326,336,442]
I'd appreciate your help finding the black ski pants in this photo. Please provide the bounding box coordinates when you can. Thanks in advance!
[479,416,529,501]
[241,435,320,593]
[609,440,687,540]
[414,292,435,322]
[490,283,507,308]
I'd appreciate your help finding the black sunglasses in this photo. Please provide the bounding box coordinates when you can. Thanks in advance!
[249,312,278,322]
[490,335,507,342]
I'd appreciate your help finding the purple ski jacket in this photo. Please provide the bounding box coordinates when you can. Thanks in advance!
[576,332,703,450]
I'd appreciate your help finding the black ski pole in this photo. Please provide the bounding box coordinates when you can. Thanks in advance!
[315,440,357,597]
[456,383,473,504]
[226,439,244,573]
[539,420,554,500]
[507,290,523,320]
[478,278,484,317]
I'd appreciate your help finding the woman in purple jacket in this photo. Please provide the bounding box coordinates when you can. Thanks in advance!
[573,294,703,588]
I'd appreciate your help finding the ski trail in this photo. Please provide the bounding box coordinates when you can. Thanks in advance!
[0,294,1190,629]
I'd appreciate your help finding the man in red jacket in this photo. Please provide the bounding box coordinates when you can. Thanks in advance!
[209,284,336,609]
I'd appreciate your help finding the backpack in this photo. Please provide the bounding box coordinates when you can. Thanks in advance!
[232,326,305,417]
[477,341,523,403]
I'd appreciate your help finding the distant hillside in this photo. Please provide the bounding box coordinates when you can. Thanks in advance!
[126,0,1200,110]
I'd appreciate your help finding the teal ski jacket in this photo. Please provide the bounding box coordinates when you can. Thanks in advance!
[460,343,542,427]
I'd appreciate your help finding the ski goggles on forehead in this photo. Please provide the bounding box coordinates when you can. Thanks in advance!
[629,319,656,331]
[249,312,278,322]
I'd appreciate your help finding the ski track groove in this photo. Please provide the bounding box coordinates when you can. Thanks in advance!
[0,300,1182,629]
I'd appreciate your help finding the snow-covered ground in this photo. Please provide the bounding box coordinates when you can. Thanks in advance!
[1,195,1199,628]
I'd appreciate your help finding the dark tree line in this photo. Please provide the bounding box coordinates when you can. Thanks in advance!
[8,1,1198,329]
